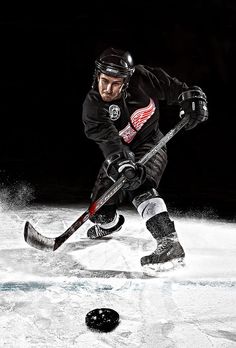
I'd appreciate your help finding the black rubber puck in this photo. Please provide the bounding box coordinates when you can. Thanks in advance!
[85,308,119,332]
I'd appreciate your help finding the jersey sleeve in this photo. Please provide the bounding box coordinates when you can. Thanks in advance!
[137,65,189,105]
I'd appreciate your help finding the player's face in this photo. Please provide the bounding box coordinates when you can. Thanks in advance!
[98,73,124,102]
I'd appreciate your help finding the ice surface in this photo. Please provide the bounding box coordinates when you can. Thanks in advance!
[1,204,236,347]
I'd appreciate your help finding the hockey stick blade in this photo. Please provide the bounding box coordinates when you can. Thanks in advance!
[24,115,190,251]
[24,221,56,251]
[24,210,90,251]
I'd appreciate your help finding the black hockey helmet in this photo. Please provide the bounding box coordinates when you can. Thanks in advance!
[93,47,135,89]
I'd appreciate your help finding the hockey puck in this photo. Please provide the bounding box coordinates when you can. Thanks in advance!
[85,308,119,332]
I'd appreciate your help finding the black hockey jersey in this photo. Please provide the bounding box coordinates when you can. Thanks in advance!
[82,65,188,158]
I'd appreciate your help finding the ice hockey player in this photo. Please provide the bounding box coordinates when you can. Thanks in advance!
[82,47,208,270]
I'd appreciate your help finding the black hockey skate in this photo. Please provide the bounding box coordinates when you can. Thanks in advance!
[141,212,185,273]
[87,215,125,239]
[141,233,185,272]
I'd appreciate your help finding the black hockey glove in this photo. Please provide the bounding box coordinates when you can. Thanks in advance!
[103,148,146,191]
[178,86,208,130]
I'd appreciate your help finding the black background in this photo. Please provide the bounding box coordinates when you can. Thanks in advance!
[0,3,235,219]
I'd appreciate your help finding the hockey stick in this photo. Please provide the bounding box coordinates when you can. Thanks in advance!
[24,115,190,251]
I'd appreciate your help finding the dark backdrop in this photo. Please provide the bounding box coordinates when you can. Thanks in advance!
[0,3,235,219]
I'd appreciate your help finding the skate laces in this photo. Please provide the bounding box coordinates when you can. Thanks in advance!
[155,238,169,253]
[94,225,110,238]
[88,215,125,239]
[155,235,177,254]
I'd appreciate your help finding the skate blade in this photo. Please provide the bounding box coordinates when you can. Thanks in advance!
[142,257,185,277]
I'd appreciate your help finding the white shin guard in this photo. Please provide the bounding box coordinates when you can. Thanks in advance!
[133,189,167,221]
